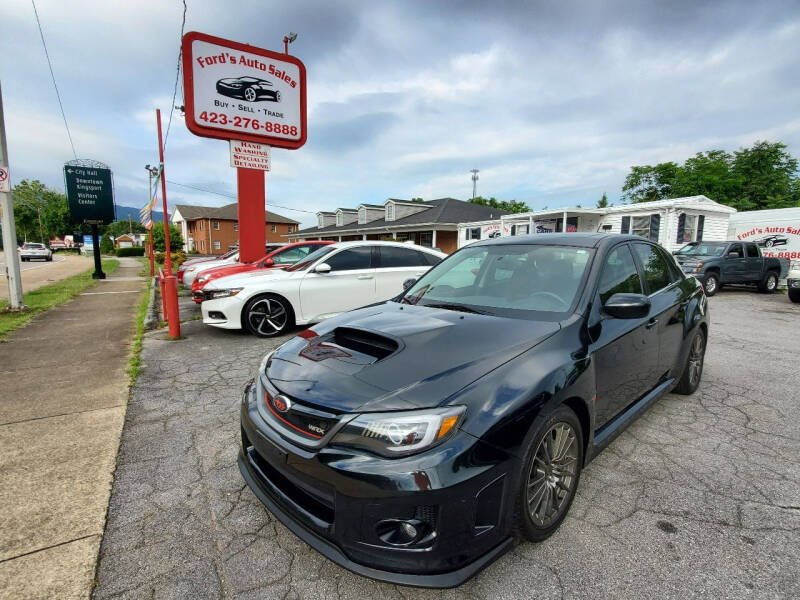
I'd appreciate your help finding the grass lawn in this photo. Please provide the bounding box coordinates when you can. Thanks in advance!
[126,276,151,386]
[0,258,119,340]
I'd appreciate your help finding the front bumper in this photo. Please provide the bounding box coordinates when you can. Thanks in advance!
[239,378,516,587]
[201,294,245,329]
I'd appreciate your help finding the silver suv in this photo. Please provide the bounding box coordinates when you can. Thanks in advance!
[19,243,53,262]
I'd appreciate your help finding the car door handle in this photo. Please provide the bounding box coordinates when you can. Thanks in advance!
[357,275,374,280]
[645,318,659,329]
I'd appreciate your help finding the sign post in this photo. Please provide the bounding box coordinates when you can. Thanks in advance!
[0,82,24,310]
[64,160,115,279]
[156,108,180,339]
[181,31,307,263]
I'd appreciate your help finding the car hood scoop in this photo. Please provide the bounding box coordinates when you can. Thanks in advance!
[266,303,560,412]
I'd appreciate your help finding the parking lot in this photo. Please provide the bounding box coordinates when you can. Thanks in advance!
[94,289,800,599]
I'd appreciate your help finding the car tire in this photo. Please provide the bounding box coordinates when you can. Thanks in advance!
[789,287,800,304]
[242,294,294,337]
[758,271,778,294]
[765,240,774,247]
[244,87,257,102]
[512,404,583,542]
[674,327,706,395]
[702,273,719,296]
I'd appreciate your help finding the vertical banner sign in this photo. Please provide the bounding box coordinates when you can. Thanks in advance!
[182,31,307,150]
[64,164,115,224]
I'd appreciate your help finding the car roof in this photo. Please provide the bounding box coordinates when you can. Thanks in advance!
[471,233,644,249]
[327,240,445,253]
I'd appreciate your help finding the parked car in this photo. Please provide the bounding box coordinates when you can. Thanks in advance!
[191,241,333,303]
[181,244,284,287]
[756,234,788,248]
[674,240,784,296]
[787,259,800,303]
[19,242,53,262]
[201,241,446,336]
[178,248,239,283]
[238,233,709,586]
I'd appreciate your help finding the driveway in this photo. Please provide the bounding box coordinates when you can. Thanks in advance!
[94,290,800,599]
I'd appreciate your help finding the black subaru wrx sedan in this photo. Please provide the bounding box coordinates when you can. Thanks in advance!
[238,233,709,587]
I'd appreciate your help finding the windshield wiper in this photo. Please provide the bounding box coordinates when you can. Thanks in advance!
[422,302,489,315]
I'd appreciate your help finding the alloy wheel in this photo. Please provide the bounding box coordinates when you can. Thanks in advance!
[527,422,578,527]
[688,332,705,386]
[244,87,256,101]
[705,277,716,294]
[247,297,288,335]
[767,275,777,290]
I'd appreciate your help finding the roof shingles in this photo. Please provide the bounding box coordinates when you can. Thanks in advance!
[173,202,298,224]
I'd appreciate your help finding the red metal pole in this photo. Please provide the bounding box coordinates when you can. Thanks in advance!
[237,168,266,263]
[148,228,155,277]
[156,108,180,338]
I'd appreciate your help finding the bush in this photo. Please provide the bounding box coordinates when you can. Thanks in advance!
[99,234,114,254]
[116,247,145,257]
[154,251,187,268]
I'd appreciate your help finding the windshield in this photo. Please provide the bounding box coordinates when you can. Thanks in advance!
[284,245,337,271]
[401,244,593,317]
[676,243,726,257]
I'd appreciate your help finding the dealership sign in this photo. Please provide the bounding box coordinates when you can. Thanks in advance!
[64,163,115,224]
[734,223,800,260]
[230,140,270,170]
[182,31,307,149]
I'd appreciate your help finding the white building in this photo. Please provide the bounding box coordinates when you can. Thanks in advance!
[458,195,736,252]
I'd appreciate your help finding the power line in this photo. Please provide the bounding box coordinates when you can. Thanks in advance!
[165,179,316,214]
[163,0,187,153]
[31,0,76,158]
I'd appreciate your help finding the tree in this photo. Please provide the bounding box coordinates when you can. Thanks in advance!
[620,141,800,210]
[99,234,114,254]
[11,180,74,243]
[106,219,146,237]
[410,197,424,203]
[597,192,609,208]
[469,196,531,214]
[152,224,184,252]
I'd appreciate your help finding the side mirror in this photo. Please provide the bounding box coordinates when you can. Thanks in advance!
[314,263,331,274]
[402,278,417,291]
[603,293,651,319]
[264,258,274,267]
[727,251,741,258]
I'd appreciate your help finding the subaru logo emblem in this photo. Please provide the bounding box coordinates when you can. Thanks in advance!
[273,394,292,413]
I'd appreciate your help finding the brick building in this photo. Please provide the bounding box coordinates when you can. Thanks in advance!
[287,198,506,254]
[171,203,300,255]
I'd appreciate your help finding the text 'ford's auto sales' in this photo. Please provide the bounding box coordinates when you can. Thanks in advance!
[195,52,297,87]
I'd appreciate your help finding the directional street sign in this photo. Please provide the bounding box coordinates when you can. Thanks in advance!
[64,164,115,224]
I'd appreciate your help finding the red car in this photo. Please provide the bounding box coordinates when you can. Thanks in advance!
[190,241,333,303]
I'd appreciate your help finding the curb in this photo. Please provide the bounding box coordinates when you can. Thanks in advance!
[144,277,159,330]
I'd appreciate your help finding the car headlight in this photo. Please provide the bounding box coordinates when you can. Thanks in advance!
[196,276,208,284]
[330,406,465,458]
[207,287,243,299]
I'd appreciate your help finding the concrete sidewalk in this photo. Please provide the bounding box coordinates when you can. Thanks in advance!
[0,257,146,600]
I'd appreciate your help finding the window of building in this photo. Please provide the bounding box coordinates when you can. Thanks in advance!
[598,245,642,305]
[199,220,204,230]
[512,224,529,236]
[379,246,430,268]
[419,231,433,247]
[386,203,395,221]
[325,247,373,271]
[200,239,205,250]
[682,215,697,243]
[287,225,294,233]
[632,243,674,294]
[213,221,220,230]
[214,240,221,250]
[317,215,324,228]
[336,213,343,226]
[466,227,481,240]
[358,207,366,224]
[271,224,277,233]
[234,222,239,231]
[631,216,651,238]
[395,232,411,242]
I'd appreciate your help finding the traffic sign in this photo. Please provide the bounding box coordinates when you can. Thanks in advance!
[182,31,307,150]
[64,164,115,224]
[0,166,9,192]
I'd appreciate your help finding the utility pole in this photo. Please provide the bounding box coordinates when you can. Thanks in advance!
[0,82,25,310]
[36,194,45,243]
[470,168,479,200]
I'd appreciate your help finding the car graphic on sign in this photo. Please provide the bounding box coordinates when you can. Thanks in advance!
[756,234,789,248]
[215,77,281,102]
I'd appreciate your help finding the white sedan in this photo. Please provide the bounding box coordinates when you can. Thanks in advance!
[200,241,446,336]
[182,253,239,287]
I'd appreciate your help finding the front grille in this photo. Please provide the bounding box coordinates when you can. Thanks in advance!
[264,390,340,440]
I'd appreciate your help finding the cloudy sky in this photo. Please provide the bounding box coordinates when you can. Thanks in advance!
[2,0,799,228]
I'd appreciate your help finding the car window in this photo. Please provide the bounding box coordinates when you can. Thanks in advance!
[271,246,312,265]
[418,251,442,266]
[284,246,336,271]
[632,243,673,294]
[746,243,759,258]
[598,245,642,304]
[379,246,430,268]
[325,247,373,271]
[431,250,487,289]
[728,243,743,257]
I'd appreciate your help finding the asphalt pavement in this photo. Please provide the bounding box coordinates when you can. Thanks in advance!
[93,288,800,599]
